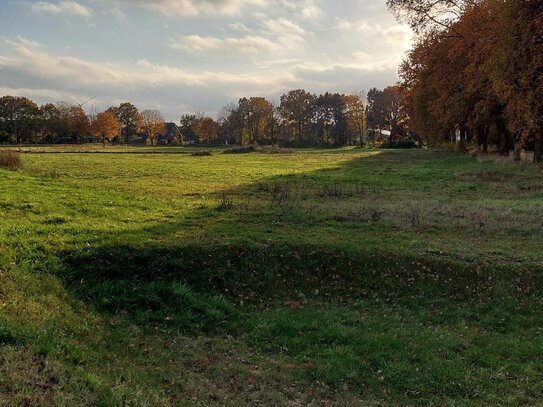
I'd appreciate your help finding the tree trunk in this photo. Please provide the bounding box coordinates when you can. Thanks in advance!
[482,126,489,153]
[534,131,542,163]
[513,143,521,161]
[466,127,473,143]
[498,122,509,156]
[459,125,466,142]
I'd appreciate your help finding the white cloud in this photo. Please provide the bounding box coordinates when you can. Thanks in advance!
[4,36,42,48]
[0,38,294,92]
[261,17,305,37]
[275,0,322,20]
[302,5,322,20]
[116,0,267,16]
[334,18,372,32]
[382,25,411,43]
[170,34,279,53]
[170,35,223,52]
[260,17,306,48]
[31,1,93,17]
[171,18,306,55]
[228,22,252,33]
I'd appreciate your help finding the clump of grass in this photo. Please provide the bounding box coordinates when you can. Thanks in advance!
[217,192,234,211]
[370,209,383,222]
[42,169,61,179]
[410,207,421,229]
[321,183,343,198]
[0,150,22,170]
[269,182,291,204]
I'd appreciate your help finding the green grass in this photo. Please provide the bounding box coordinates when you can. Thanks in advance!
[0,146,542,406]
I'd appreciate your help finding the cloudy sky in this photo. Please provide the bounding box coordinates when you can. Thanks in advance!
[0,0,413,120]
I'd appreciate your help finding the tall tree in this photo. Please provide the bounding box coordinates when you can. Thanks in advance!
[238,97,275,144]
[485,0,543,161]
[387,0,477,36]
[217,104,243,145]
[0,96,40,143]
[278,89,317,145]
[54,103,89,144]
[90,111,121,146]
[366,87,405,140]
[38,103,61,143]
[315,93,349,146]
[107,103,142,143]
[195,117,220,144]
[344,92,366,146]
[141,110,166,146]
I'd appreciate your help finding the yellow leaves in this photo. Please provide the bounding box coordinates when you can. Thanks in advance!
[90,111,121,142]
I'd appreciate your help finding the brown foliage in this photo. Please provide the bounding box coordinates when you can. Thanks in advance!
[90,111,120,146]
[141,110,166,146]
[395,0,543,161]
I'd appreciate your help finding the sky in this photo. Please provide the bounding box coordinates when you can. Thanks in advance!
[0,0,413,121]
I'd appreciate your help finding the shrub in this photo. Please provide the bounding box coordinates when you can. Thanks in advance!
[0,150,22,170]
[380,139,419,149]
[257,145,293,154]
[191,150,213,156]
[223,146,256,154]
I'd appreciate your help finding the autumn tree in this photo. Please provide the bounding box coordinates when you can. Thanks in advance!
[387,0,478,36]
[392,0,527,154]
[141,110,166,146]
[278,89,317,145]
[54,103,89,143]
[237,97,275,144]
[344,92,366,146]
[484,0,543,161]
[195,116,220,144]
[217,103,243,145]
[90,111,121,146]
[366,87,406,142]
[107,103,142,143]
[0,96,40,143]
[314,93,350,146]
[37,103,61,143]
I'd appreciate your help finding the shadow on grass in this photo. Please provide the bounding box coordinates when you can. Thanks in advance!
[54,148,541,325]
[5,149,543,405]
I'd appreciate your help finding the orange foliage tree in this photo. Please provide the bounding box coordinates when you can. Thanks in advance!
[90,111,121,146]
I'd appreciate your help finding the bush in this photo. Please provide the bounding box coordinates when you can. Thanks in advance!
[191,150,213,156]
[223,146,256,154]
[0,150,22,170]
[257,145,293,154]
[380,139,419,149]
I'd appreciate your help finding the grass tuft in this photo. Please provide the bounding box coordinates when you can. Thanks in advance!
[0,150,22,170]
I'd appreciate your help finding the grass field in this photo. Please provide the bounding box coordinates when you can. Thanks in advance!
[1,146,542,406]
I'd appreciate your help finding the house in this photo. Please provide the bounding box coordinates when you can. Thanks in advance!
[160,123,199,145]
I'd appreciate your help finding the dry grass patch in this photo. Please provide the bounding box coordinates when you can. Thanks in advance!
[0,150,21,170]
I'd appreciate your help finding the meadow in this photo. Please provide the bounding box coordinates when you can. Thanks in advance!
[0,146,542,406]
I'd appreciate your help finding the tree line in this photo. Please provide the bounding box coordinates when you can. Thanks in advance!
[0,98,168,146]
[388,0,543,161]
[0,87,406,147]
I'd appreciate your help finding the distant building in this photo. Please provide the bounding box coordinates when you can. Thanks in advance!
[157,122,182,144]
[137,122,200,145]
